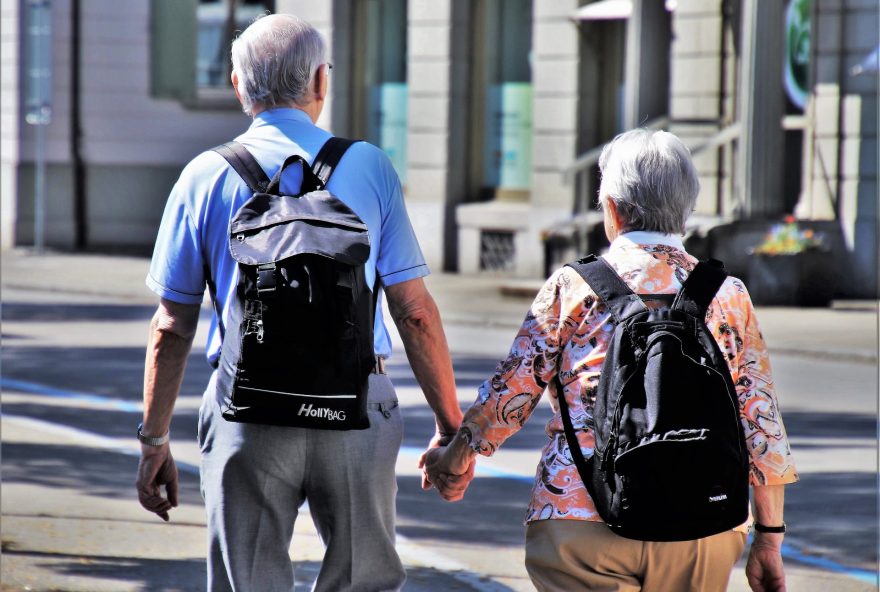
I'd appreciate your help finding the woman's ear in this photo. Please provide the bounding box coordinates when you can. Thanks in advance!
[602,197,624,242]
[606,198,623,230]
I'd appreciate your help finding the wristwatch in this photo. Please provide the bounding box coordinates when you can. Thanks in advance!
[137,422,170,447]
[754,522,786,534]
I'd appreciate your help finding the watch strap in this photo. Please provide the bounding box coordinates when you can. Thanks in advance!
[137,422,170,447]
[754,522,786,534]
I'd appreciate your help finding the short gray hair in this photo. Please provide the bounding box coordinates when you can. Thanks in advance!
[231,14,326,115]
[597,129,700,235]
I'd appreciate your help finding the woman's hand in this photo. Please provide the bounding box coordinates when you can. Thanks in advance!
[420,440,476,502]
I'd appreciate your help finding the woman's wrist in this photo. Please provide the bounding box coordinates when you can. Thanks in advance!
[446,433,476,474]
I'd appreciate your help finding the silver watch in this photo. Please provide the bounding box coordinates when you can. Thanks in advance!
[137,422,170,446]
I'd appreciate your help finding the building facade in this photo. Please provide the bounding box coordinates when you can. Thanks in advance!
[2,0,877,296]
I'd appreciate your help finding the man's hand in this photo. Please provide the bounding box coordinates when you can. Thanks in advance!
[135,444,179,521]
[417,430,456,489]
[421,446,475,502]
[746,534,786,592]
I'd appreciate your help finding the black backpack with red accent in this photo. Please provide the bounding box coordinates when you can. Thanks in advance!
[557,255,749,541]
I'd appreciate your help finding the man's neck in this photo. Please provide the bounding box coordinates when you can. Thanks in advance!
[251,102,320,123]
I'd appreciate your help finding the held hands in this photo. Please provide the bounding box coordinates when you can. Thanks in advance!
[135,443,179,521]
[746,533,786,592]
[418,432,476,502]
[418,430,456,490]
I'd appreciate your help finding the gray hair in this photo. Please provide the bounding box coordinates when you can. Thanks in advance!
[230,14,326,115]
[597,129,700,235]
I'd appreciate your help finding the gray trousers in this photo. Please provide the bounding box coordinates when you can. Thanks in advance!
[198,373,406,592]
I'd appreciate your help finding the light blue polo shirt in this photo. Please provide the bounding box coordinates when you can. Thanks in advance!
[147,108,429,365]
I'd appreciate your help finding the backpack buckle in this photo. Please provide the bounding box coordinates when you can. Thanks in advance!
[256,263,278,296]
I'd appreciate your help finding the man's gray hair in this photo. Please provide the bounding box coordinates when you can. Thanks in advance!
[598,129,700,235]
[231,14,326,115]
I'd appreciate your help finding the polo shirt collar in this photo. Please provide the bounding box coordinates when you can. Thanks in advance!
[251,107,313,127]
[610,231,686,252]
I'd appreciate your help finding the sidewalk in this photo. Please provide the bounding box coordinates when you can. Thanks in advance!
[1,249,878,592]
[2,249,876,363]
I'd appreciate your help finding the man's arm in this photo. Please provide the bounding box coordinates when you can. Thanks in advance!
[135,298,200,521]
[385,277,462,435]
[746,484,787,592]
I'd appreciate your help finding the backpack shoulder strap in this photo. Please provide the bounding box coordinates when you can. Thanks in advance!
[312,137,358,187]
[672,258,728,318]
[212,141,271,193]
[566,255,648,324]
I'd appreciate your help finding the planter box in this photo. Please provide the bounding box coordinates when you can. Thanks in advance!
[746,251,835,307]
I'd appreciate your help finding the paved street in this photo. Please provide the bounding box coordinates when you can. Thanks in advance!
[1,250,878,591]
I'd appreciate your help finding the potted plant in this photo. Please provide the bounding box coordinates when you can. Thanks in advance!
[747,216,835,307]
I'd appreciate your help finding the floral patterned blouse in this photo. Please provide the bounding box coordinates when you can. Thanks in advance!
[460,231,799,528]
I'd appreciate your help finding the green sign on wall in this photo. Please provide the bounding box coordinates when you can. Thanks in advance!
[484,83,533,190]
[784,0,811,110]
[373,82,409,183]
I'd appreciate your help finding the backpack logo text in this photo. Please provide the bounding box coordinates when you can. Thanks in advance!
[298,403,346,422]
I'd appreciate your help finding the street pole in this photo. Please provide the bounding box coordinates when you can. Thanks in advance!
[25,0,53,254]
[34,116,46,253]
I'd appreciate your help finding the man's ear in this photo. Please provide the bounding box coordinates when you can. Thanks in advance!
[231,70,245,106]
[316,64,328,102]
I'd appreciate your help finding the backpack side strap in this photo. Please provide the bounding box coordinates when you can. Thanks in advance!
[212,141,272,194]
[672,258,729,318]
[566,255,648,324]
[312,137,358,187]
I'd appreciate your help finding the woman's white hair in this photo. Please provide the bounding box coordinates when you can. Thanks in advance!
[598,129,700,235]
[231,14,326,116]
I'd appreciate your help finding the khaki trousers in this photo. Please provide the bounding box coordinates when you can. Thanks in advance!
[525,519,746,592]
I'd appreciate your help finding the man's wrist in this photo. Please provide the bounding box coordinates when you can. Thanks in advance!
[137,422,170,447]
[436,420,461,437]
[754,522,786,534]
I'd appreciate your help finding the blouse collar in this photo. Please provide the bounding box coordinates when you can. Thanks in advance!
[609,231,686,252]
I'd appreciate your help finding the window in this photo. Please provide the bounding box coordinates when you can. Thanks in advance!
[468,0,534,202]
[352,0,408,181]
[197,0,273,89]
[150,0,274,106]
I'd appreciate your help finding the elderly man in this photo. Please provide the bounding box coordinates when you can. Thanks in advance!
[425,129,797,592]
[135,14,467,591]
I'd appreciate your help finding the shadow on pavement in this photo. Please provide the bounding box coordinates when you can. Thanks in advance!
[2,401,199,441]
[0,549,206,592]
[784,471,879,568]
[2,345,213,402]
[782,410,876,441]
[1,441,203,507]
[396,474,531,546]
[1,302,159,323]
[0,551,517,592]
[3,299,877,578]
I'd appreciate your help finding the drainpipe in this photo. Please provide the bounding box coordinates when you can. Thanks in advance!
[71,0,86,249]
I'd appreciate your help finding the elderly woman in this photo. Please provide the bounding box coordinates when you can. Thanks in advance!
[424,129,798,592]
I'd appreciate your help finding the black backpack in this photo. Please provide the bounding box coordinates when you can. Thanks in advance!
[208,138,376,430]
[557,255,749,541]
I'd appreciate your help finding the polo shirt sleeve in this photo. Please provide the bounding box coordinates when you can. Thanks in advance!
[373,151,429,287]
[146,161,207,305]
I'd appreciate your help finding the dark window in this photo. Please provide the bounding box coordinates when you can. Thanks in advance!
[150,0,274,105]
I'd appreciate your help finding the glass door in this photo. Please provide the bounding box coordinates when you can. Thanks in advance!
[469,0,533,202]
[353,0,408,182]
